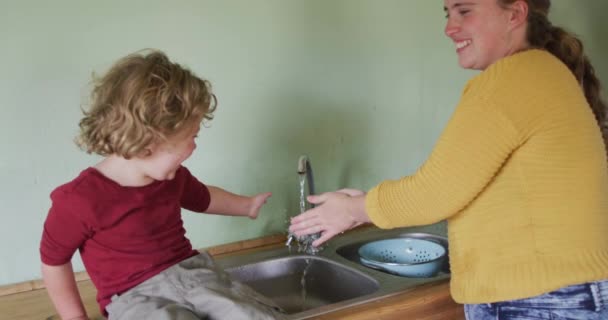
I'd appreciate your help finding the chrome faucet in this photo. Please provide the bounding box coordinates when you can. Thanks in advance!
[297,155,315,200]
[286,155,322,253]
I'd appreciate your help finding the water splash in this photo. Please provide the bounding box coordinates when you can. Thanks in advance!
[286,174,322,254]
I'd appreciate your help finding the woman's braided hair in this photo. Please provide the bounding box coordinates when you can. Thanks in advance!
[500,0,607,155]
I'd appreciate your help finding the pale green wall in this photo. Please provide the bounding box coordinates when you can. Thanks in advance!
[0,1,606,285]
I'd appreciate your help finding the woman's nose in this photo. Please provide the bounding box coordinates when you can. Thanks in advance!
[444,17,459,38]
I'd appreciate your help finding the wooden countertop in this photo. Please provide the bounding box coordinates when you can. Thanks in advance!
[0,234,464,320]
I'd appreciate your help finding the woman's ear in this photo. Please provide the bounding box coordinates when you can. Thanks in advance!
[508,0,529,30]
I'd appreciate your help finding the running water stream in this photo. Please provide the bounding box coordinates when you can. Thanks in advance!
[286,158,324,310]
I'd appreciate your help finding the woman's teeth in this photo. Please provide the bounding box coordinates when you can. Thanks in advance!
[456,40,472,49]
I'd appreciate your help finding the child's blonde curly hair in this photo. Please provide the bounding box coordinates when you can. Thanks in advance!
[76,49,217,159]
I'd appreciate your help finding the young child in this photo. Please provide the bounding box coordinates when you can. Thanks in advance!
[40,50,282,320]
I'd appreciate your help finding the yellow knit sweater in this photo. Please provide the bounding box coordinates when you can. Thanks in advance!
[366,49,608,304]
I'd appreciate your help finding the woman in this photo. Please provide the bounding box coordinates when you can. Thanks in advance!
[289,0,608,319]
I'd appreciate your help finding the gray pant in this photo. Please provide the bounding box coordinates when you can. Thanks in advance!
[106,252,285,320]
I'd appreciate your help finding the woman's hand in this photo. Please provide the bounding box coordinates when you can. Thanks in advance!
[334,188,366,197]
[247,192,272,219]
[289,189,371,247]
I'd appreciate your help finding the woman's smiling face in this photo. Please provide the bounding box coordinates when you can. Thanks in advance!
[443,0,529,70]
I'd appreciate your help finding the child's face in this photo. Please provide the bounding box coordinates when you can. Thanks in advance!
[141,123,200,181]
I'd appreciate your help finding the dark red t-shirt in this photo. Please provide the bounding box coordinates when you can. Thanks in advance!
[40,166,210,315]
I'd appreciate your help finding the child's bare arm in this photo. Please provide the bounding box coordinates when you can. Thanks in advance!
[41,262,89,320]
[205,186,271,219]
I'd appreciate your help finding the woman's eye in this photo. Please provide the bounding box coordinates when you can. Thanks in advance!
[445,7,469,19]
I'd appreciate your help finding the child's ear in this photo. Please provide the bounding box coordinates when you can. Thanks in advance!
[139,147,154,157]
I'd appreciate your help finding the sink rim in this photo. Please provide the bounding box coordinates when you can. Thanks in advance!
[225,254,380,285]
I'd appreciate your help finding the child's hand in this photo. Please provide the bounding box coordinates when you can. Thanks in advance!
[248,192,272,219]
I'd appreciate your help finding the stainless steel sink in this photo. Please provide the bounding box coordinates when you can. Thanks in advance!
[226,256,379,314]
[215,226,450,319]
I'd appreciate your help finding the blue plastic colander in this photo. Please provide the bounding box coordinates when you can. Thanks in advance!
[358,238,446,277]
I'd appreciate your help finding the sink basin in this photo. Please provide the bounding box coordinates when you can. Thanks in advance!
[214,226,450,319]
[225,256,379,314]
